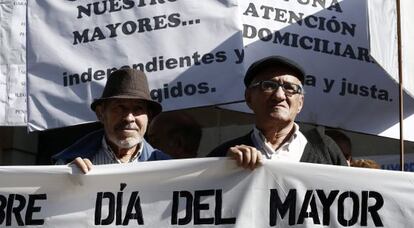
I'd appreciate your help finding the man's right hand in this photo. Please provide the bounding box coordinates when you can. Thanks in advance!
[227,145,263,170]
[69,157,93,174]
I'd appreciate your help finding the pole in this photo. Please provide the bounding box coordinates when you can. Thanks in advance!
[396,0,404,171]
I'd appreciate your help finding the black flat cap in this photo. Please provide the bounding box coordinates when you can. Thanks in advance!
[244,56,305,87]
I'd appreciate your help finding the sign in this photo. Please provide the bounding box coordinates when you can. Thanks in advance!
[0,0,27,125]
[27,0,244,131]
[220,0,414,141]
[25,0,414,141]
[1,158,413,227]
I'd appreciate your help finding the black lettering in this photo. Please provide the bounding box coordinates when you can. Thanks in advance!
[194,190,214,225]
[122,21,137,35]
[10,194,25,226]
[243,3,259,17]
[214,190,236,225]
[316,190,339,225]
[93,70,106,80]
[122,191,144,225]
[25,194,46,225]
[90,27,106,42]
[198,82,209,94]
[171,82,183,97]
[337,191,359,226]
[101,192,115,225]
[167,13,181,27]
[0,195,6,224]
[269,189,296,226]
[73,29,90,45]
[123,0,135,9]
[297,190,320,225]
[243,24,257,39]
[150,88,163,102]
[215,51,227,62]
[366,191,384,227]
[184,84,197,96]
[92,1,107,15]
[81,68,92,83]
[153,15,167,30]
[77,4,92,18]
[137,18,152,33]
[166,58,178,69]
[201,53,214,64]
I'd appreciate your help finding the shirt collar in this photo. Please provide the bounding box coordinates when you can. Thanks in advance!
[251,123,301,159]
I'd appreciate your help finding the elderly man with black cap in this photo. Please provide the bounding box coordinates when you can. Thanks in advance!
[54,69,170,173]
[208,56,347,169]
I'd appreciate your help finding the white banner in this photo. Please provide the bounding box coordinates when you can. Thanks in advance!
[400,0,414,98]
[368,0,414,98]
[27,0,244,131]
[0,158,413,227]
[220,0,414,142]
[0,0,27,125]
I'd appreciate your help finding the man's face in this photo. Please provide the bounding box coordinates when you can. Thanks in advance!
[245,66,304,127]
[95,99,149,150]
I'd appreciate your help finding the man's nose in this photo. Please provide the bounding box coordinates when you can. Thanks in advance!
[272,86,286,100]
[123,112,135,121]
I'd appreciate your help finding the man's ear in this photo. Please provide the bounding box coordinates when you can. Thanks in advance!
[95,105,104,122]
[245,89,253,110]
[296,94,304,114]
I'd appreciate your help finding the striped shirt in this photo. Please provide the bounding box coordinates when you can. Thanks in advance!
[89,137,143,165]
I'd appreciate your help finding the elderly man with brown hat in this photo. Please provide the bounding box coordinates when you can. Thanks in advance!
[53,68,170,173]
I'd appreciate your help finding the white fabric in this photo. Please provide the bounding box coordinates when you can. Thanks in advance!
[221,0,414,142]
[17,0,414,142]
[0,0,27,125]
[400,0,414,98]
[0,158,413,227]
[26,0,244,131]
[251,124,307,161]
[368,0,414,98]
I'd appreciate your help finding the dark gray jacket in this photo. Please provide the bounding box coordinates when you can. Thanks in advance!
[207,127,348,166]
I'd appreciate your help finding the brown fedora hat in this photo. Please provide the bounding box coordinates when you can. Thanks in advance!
[91,68,162,116]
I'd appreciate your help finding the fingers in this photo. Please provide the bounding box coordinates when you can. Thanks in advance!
[227,145,263,170]
[71,157,93,174]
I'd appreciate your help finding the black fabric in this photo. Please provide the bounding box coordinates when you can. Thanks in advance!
[207,127,347,166]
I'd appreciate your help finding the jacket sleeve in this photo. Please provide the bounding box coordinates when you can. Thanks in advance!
[301,128,348,166]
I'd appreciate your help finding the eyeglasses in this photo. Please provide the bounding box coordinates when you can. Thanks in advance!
[249,80,303,95]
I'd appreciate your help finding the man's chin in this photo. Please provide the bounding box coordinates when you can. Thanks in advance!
[269,113,291,122]
[112,136,143,149]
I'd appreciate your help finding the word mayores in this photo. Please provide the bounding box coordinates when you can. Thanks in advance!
[72,0,199,45]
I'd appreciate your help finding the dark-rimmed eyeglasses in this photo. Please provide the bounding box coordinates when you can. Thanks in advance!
[249,80,303,95]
